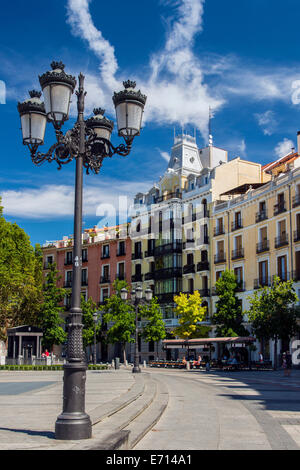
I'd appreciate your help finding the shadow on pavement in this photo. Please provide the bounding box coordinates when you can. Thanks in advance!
[0,427,55,439]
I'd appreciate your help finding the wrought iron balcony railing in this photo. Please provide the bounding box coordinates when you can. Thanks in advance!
[256,240,269,253]
[275,233,289,248]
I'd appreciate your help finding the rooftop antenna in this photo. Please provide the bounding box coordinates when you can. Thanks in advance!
[208,106,214,147]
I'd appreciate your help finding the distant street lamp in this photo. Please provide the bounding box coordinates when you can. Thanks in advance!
[121,286,153,373]
[17,61,146,441]
[92,311,99,366]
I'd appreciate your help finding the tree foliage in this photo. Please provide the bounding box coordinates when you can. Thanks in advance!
[81,295,101,349]
[0,201,43,340]
[172,291,209,339]
[247,276,299,342]
[140,297,166,344]
[39,263,66,351]
[102,280,135,362]
[212,270,249,337]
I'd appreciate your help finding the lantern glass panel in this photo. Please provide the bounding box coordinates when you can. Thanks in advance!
[126,102,143,135]
[43,84,72,122]
[21,112,46,144]
[94,127,112,141]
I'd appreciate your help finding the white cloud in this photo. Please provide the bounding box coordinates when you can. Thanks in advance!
[255,110,277,136]
[66,0,224,142]
[156,148,171,162]
[0,179,153,220]
[274,138,295,158]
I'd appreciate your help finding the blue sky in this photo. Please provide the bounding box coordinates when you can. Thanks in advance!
[1,0,300,246]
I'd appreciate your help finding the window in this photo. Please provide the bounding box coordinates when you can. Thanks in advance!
[118,240,125,256]
[102,244,110,258]
[277,255,287,281]
[82,248,88,262]
[82,269,88,285]
[101,288,109,302]
[118,262,125,279]
[259,260,268,285]
[216,270,223,281]
[66,251,72,264]
[234,266,243,284]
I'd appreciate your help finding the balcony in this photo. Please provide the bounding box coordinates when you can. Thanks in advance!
[214,226,225,236]
[155,292,178,303]
[236,281,246,292]
[293,194,300,208]
[132,274,143,283]
[292,270,300,282]
[44,261,53,269]
[183,239,195,249]
[255,210,268,223]
[198,288,210,297]
[115,273,125,281]
[275,233,289,248]
[154,267,182,280]
[272,272,291,282]
[214,253,226,264]
[154,242,182,256]
[144,249,155,258]
[145,272,155,281]
[274,202,286,216]
[101,252,110,260]
[256,240,270,253]
[117,249,126,257]
[132,252,143,260]
[81,279,88,287]
[155,191,182,203]
[231,248,244,260]
[183,264,195,274]
[254,277,271,289]
[100,276,110,284]
[294,230,300,242]
[231,220,243,231]
[64,259,73,266]
[82,255,88,263]
[197,261,209,271]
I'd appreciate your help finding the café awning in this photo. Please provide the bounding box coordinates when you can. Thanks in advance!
[163,337,255,349]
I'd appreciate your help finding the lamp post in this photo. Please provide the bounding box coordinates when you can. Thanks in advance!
[17,61,146,441]
[120,286,153,373]
[92,312,99,366]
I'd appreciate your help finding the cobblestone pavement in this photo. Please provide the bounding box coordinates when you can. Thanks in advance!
[135,368,300,450]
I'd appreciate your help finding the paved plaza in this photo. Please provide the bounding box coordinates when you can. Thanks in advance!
[1,367,300,450]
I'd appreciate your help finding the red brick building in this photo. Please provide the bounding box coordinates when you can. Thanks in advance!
[42,223,132,358]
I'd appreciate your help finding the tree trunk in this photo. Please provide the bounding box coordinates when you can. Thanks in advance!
[274,337,278,370]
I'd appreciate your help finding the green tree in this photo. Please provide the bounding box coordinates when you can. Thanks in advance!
[212,270,249,337]
[140,297,166,358]
[39,263,67,351]
[247,276,299,369]
[0,201,43,340]
[103,280,135,363]
[81,295,101,350]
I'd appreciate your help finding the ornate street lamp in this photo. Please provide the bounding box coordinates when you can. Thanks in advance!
[121,286,153,373]
[17,61,147,441]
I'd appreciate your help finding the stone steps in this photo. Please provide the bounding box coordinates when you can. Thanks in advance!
[74,372,168,450]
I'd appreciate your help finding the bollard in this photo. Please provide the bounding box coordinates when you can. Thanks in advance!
[186,361,190,370]
[143,360,147,368]
[111,359,115,369]
[115,357,120,370]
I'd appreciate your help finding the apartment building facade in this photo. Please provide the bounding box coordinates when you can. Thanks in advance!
[42,223,131,359]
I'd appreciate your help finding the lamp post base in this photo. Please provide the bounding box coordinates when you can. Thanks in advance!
[55,413,92,440]
[55,362,92,440]
[132,366,141,373]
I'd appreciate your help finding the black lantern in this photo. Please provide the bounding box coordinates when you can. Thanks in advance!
[113,80,147,143]
[17,91,47,146]
[86,108,114,141]
[39,61,76,129]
